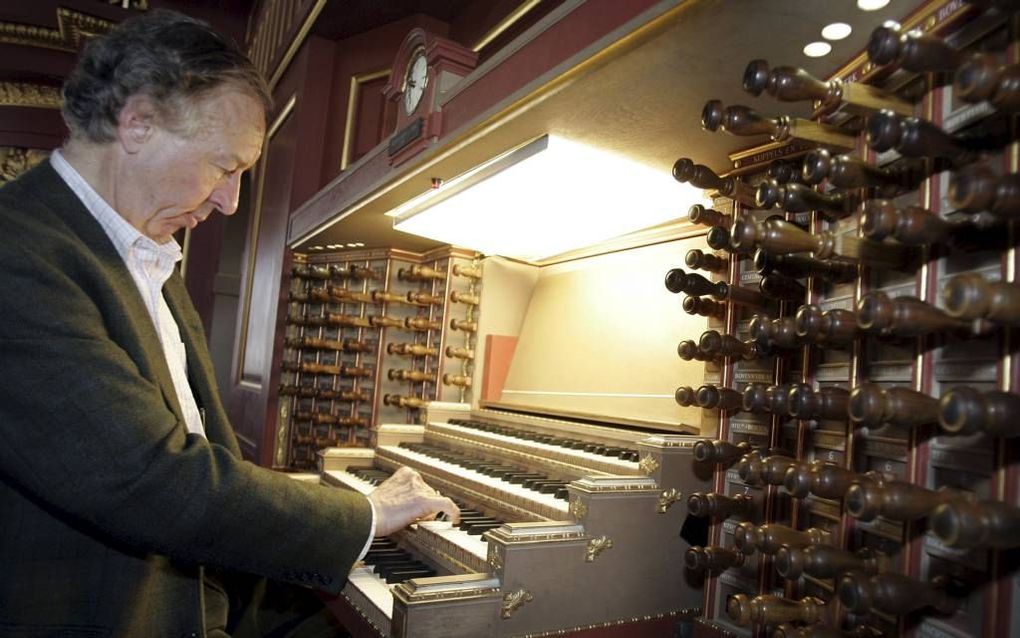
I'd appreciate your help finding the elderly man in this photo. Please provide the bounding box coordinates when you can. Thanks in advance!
[0,9,456,637]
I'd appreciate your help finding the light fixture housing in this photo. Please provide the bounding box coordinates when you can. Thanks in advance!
[822,22,852,40]
[803,41,833,58]
[857,0,890,10]
[389,135,709,263]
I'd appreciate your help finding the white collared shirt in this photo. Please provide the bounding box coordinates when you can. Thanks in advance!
[51,150,206,437]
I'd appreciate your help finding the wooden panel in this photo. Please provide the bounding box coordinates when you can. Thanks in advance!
[480,334,518,402]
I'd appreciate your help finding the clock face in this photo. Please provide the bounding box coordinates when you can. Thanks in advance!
[403,50,429,115]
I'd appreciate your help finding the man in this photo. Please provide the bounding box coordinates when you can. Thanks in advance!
[0,9,458,637]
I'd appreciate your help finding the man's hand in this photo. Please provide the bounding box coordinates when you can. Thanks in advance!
[367,466,461,537]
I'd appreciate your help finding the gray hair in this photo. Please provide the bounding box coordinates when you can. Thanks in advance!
[61,9,272,143]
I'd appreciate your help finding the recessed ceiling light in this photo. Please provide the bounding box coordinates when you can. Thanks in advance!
[822,22,852,40]
[858,0,890,10]
[804,41,832,57]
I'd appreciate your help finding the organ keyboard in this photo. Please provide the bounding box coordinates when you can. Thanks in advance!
[312,402,710,637]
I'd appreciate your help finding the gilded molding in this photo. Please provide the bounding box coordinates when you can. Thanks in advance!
[638,454,660,476]
[501,588,534,619]
[568,497,588,521]
[0,147,49,185]
[656,487,682,514]
[584,535,613,562]
[0,8,114,52]
[0,82,62,109]
[487,545,503,571]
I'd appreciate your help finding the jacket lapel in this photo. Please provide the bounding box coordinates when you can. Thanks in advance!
[164,274,242,456]
[20,162,188,430]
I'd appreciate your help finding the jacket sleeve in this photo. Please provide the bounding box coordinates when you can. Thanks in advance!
[0,222,371,595]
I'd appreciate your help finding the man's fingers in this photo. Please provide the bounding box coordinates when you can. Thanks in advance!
[427,496,460,524]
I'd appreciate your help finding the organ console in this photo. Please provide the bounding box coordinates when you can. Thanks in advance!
[838,573,959,616]
[388,369,434,383]
[937,386,1020,437]
[286,4,1020,636]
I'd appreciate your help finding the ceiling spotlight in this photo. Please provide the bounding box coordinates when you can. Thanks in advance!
[857,0,891,10]
[822,22,852,40]
[804,41,832,58]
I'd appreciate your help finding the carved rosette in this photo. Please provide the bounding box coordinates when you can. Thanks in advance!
[501,588,533,619]
[585,535,614,562]
[638,454,660,476]
[569,497,588,521]
[657,487,683,514]
[0,147,49,185]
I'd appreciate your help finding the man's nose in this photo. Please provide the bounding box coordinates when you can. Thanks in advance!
[209,171,241,216]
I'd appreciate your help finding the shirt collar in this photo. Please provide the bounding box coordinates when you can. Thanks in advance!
[50,149,183,269]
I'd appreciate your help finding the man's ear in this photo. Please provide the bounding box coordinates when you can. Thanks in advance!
[116,94,160,154]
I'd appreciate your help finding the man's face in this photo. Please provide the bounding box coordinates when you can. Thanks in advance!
[127,88,265,243]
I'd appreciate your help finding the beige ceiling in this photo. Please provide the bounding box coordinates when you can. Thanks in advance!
[295,0,907,257]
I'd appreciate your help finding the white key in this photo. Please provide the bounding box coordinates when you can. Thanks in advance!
[379,445,570,518]
[432,421,638,473]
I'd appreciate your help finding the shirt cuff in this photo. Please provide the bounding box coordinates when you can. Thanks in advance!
[355,496,377,562]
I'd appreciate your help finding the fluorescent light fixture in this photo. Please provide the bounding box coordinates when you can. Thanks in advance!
[822,22,852,40]
[390,135,709,262]
[857,0,890,10]
[803,41,832,57]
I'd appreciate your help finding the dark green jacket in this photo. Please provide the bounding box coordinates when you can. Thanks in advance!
[0,162,372,637]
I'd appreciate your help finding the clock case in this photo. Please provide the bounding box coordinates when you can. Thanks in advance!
[383,28,477,167]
